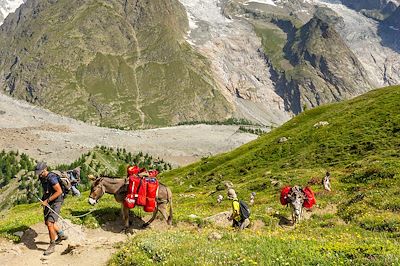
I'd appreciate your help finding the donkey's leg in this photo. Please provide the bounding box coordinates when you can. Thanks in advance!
[291,206,297,225]
[158,204,169,224]
[121,203,125,221]
[143,206,159,228]
[299,207,303,223]
[121,204,130,229]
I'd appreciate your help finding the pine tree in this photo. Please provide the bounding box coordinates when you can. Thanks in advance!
[117,164,127,177]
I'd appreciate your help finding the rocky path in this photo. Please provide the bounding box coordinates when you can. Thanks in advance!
[0,92,257,166]
[0,220,127,266]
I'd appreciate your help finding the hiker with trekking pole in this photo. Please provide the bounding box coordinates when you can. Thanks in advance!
[35,162,68,256]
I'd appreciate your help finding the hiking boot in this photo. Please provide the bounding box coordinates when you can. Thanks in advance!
[43,241,56,256]
[55,234,68,244]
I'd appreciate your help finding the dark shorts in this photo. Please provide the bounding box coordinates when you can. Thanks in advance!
[44,201,62,223]
[232,219,243,227]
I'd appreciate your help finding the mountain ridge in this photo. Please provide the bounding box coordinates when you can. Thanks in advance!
[0,0,232,128]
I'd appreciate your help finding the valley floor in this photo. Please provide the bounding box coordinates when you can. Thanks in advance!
[0,93,257,166]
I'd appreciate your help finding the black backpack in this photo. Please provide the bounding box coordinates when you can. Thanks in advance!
[239,200,251,220]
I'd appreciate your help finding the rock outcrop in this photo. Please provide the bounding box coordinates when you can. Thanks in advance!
[283,16,373,112]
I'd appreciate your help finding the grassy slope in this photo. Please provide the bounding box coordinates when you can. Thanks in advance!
[1,87,399,265]
[111,86,399,265]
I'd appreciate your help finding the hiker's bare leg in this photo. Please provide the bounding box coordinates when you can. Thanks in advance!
[54,223,60,233]
[46,221,57,241]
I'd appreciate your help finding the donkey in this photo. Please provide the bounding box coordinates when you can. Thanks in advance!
[286,186,306,224]
[88,176,173,229]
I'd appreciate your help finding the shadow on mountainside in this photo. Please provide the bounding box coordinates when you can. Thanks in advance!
[377,24,400,53]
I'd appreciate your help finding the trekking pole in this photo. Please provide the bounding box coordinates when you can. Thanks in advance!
[37,197,85,240]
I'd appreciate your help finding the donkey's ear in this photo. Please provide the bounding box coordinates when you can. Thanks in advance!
[88,174,96,181]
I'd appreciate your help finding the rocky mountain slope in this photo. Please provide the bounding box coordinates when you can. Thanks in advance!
[341,0,396,11]
[0,0,24,25]
[0,0,232,129]
[0,0,399,128]
[177,0,400,119]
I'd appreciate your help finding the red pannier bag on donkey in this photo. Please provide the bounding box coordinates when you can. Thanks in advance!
[280,186,291,205]
[135,177,147,206]
[124,175,147,208]
[148,170,159,178]
[144,177,159,212]
[127,165,140,176]
[302,186,316,209]
[124,175,137,209]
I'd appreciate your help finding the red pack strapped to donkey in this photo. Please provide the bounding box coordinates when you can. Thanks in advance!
[280,185,316,208]
[124,166,160,212]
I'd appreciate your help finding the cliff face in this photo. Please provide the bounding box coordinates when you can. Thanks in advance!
[278,17,373,113]
[0,0,232,128]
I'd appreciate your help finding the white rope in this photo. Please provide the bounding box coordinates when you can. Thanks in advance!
[37,197,86,241]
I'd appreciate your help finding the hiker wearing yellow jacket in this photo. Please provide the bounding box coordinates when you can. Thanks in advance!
[227,189,250,230]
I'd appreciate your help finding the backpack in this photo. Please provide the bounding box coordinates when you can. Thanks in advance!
[238,200,251,220]
[50,171,72,197]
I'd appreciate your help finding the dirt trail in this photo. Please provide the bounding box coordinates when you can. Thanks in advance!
[0,220,128,266]
[0,204,340,265]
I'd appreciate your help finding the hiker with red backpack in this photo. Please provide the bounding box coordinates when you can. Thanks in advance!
[227,188,250,230]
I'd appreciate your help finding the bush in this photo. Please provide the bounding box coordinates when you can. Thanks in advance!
[359,213,400,232]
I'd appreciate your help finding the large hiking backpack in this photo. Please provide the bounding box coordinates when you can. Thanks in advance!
[50,171,72,197]
[238,200,251,220]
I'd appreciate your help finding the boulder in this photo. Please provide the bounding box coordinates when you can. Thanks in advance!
[208,232,223,241]
[314,121,330,128]
[278,137,288,143]
[216,181,234,191]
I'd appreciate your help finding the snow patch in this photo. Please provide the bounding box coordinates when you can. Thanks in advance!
[0,0,25,25]
[244,0,276,6]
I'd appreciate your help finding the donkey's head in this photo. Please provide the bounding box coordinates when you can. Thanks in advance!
[88,175,105,205]
[287,186,305,222]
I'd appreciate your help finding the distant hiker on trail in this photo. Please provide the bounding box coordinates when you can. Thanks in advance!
[35,162,68,256]
[227,189,250,230]
[323,171,331,192]
[67,167,81,197]
[250,192,256,205]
